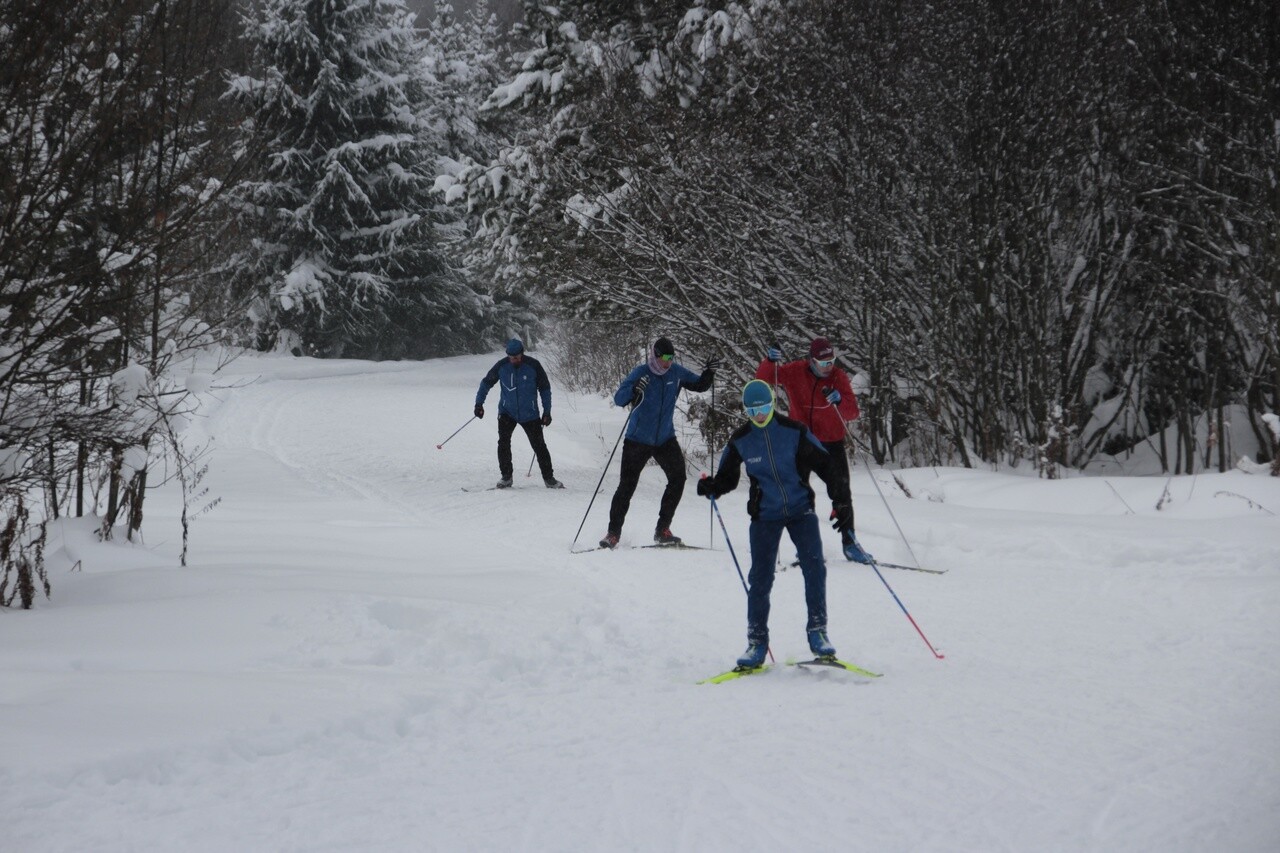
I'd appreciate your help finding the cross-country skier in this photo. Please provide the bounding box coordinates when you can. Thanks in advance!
[755,336,873,563]
[599,337,720,549]
[696,379,853,668]
[474,338,564,490]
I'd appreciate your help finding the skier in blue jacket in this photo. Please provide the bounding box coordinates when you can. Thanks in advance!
[599,337,719,548]
[474,338,563,489]
[696,379,852,668]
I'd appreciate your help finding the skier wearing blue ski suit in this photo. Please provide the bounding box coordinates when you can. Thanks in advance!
[697,379,851,665]
[474,338,562,489]
[599,337,719,548]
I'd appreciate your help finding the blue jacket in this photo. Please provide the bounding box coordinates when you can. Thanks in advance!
[614,362,713,446]
[706,414,842,521]
[476,356,551,423]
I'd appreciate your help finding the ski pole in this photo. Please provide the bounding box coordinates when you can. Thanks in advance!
[831,408,944,656]
[860,454,926,571]
[869,559,945,659]
[833,406,928,572]
[708,375,715,548]
[707,483,774,664]
[526,454,535,478]
[875,560,947,575]
[570,406,636,550]
[436,415,476,449]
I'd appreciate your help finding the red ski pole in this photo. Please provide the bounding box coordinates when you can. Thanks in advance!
[869,560,945,659]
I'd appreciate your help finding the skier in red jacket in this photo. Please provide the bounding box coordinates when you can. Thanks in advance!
[755,337,873,563]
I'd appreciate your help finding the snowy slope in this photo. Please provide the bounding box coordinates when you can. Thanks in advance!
[2,351,1278,852]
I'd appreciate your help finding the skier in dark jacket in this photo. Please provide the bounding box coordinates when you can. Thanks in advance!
[697,379,851,669]
[474,338,563,489]
[755,336,872,563]
[599,336,720,549]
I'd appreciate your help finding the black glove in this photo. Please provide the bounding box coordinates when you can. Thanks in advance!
[702,356,722,373]
[541,412,552,427]
[474,404,484,419]
[696,477,717,499]
[831,502,853,533]
[630,374,650,406]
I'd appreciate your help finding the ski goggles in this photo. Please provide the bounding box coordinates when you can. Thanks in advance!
[813,358,835,368]
[658,353,674,362]
[744,402,774,418]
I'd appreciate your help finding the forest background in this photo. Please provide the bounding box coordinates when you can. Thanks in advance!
[1,0,1277,606]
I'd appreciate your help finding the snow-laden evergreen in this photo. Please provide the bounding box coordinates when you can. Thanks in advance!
[228,0,485,359]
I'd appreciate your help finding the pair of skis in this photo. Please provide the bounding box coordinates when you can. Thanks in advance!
[782,557,945,575]
[570,542,709,554]
[698,656,882,684]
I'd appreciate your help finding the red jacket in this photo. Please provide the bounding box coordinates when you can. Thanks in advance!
[754,357,859,443]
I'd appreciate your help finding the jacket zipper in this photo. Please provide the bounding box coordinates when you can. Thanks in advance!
[762,426,790,517]
[504,364,523,418]
[652,373,665,444]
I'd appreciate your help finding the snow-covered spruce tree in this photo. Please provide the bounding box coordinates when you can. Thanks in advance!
[229,0,487,360]
[422,1,539,342]
[423,1,507,166]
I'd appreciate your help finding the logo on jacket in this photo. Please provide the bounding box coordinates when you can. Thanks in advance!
[746,455,762,464]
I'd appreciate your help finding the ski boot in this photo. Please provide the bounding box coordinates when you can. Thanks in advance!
[599,532,620,550]
[544,478,565,489]
[736,641,768,669]
[496,477,514,489]
[842,532,874,564]
[653,528,683,546]
[807,628,836,659]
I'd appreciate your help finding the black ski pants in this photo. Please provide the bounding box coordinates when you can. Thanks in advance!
[821,438,856,538]
[497,414,554,481]
[607,437,686,537]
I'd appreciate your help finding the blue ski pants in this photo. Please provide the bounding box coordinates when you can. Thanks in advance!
[746,509,827,643]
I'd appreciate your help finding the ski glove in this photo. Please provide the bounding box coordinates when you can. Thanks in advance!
[631,375,650,406]
[831,503,854,533]
[766,346,784,362]
[824,388,841,405]
[702,356,723,373]
[474,404,484,419]
[541,413,552,427]
[696,477,718,499]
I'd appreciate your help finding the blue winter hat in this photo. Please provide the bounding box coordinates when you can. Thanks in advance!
[742,379,775,409]
[742,376,768,407]
[506,338,525,356]
[742,380,775,426]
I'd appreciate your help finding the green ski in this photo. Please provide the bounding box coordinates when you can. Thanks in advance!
[788,657,882,678]
[697,664,772,684]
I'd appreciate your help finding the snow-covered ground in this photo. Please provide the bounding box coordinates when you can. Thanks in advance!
[3,351,1278,852]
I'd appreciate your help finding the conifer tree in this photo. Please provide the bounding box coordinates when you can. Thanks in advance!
[230,0,484,359]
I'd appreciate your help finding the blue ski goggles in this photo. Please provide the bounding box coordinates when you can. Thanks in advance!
[744,403,773,418]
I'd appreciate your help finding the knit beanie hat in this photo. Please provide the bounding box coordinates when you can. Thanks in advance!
[742,379,775,409]
[809,337,834,360]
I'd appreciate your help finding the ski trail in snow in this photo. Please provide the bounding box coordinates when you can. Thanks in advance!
[3,353,1277,852]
